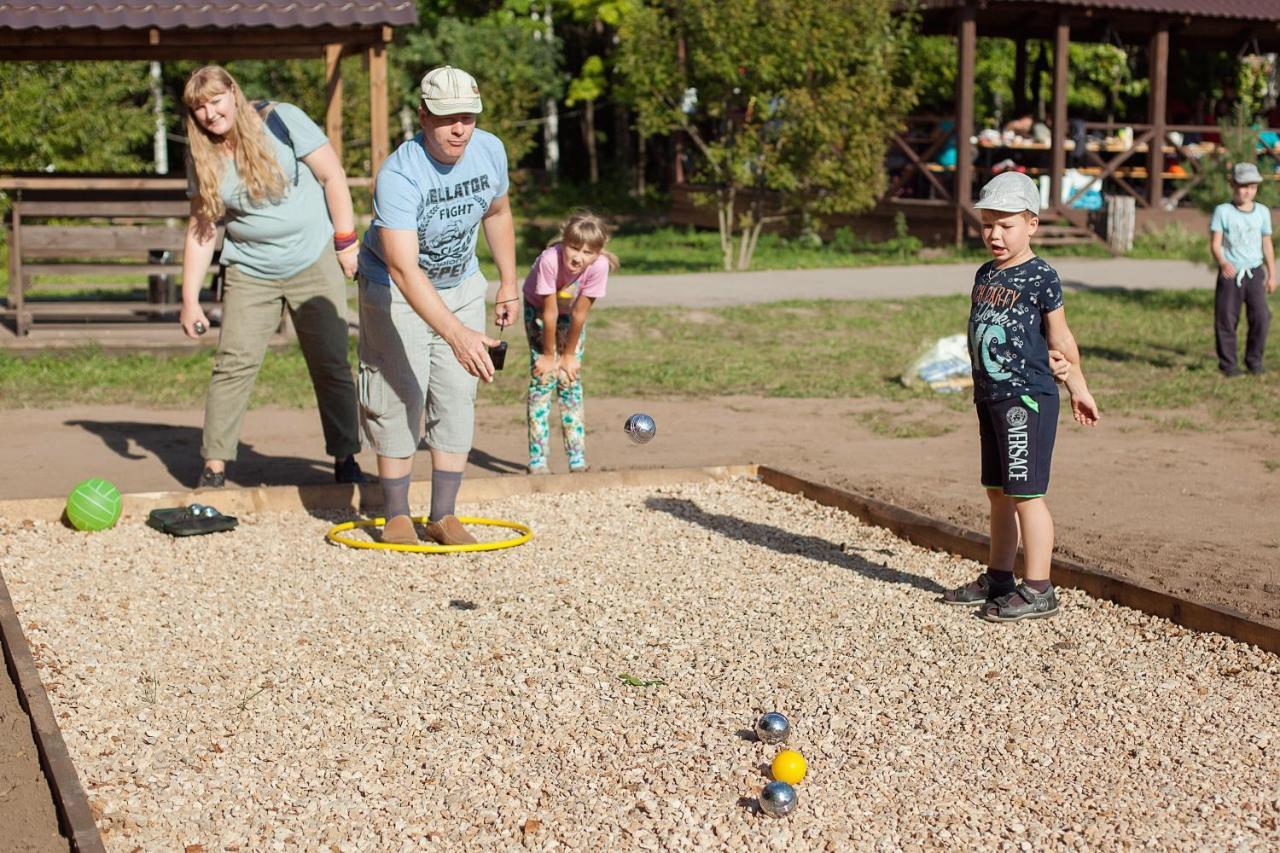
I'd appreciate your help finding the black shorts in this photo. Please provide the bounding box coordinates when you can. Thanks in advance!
[977,392,1059,497]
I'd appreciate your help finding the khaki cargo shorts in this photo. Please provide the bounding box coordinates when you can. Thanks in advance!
[357,270,487,457]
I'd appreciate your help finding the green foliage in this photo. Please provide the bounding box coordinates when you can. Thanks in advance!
[909,37,1145,126]
[0,62,155,173]
[616,0,916,269]
[1189,104,1280,213]
[399,13,562,165]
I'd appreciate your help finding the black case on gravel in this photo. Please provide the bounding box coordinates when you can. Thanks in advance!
[147,507,239,537]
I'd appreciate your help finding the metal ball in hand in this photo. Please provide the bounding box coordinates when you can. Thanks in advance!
[623,413,657,444]
[194,320,207,335]
[758,781,798,818]
[755,712,791,745]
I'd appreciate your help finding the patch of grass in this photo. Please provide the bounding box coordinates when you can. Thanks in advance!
[1264,459,1280,473]
[861,408,959,439]
[617,673,666,688]
[2,289,1276,430]
[1129,222,1214,266]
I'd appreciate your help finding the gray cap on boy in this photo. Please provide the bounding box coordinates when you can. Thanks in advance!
[973,171,1041,216]
[1232,162,1263,185]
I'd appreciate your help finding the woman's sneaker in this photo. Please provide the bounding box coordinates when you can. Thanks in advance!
[197,468,226,490]
[942,572,1015,605]
[982,584,1060,622]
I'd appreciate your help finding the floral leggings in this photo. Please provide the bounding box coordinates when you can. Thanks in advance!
[524,301,587,471]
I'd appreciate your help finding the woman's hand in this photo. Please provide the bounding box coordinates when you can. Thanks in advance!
[336,246,359,279]
[180,303,211,339]
[494,283,520,328]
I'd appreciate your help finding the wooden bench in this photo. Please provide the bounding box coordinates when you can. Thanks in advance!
[3,180,222,336]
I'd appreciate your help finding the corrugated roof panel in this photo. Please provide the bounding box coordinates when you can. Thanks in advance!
[0,1,418,30]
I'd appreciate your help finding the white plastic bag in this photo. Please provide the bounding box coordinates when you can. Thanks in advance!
[901,333,973,393]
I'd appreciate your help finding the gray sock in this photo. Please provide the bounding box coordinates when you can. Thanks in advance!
[381,473,412,519]
[430,469,464,522]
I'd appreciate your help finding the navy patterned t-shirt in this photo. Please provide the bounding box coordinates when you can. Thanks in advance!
[967,256,1064,403]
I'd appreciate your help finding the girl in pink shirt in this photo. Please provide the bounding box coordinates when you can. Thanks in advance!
[521,211,618,473]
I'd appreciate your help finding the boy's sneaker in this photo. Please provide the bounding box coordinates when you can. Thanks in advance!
[334,454,366,484]
[425,515,478,546]
[942,572,1015,606]
[528,463,550,476]
[198,468,226,490]
[982,583,1060,622]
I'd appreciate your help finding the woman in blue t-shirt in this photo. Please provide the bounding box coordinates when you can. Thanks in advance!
[178,65,364,489]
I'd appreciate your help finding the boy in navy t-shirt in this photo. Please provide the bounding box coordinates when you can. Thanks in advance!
[943,171,1100,622]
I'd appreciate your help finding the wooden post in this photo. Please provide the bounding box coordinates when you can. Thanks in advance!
[1148,23,1170,209]
[955,4,977,244]
[1050,13,1070,217]
[324,43,343,163]
[1013,38,1028,118]
[368,40,389,180]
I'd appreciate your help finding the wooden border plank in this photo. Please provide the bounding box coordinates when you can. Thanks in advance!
[0,579,105,852]
[757,466,1280,656]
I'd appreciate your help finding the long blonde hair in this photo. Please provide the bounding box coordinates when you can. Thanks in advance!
[183,65,286,231]
[553,210,620,271]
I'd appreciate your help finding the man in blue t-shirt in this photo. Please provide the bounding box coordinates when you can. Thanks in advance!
[1210,162,1276,377]
[356,66,520,547]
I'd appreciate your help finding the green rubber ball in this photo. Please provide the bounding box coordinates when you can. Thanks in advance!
[66,478,123,532]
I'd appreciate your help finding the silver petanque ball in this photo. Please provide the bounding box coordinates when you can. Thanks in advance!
[755,712,791,745]
[759,781,798,818]
[624,413,657,444]
[188,503,205,515]
[201,505,220,518]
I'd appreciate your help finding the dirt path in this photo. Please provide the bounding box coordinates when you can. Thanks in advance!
[2,397,1276,631]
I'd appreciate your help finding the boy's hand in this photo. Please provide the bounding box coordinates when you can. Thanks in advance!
[1048,349,1071,382]
[533,353,558,380]
[559,353,581,382]
[1221,261,1238,281]
[1070,389,1101,427]
[1268,274,1277,295]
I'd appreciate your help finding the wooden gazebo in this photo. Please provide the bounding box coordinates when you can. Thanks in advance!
[904,0,1280,243]
[0,0,418,175]
[0,0,418,339]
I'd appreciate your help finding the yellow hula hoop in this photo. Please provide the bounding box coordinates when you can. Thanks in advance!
[326,515,533,554]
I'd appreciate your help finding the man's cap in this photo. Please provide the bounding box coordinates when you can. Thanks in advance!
[420,65,482,115]
[1232,161,1263,185]
[973,171,1041,215]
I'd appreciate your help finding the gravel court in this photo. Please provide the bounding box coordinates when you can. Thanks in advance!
[1,478,1277,851]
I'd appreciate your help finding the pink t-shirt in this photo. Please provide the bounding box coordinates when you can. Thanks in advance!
[521,244,609,315]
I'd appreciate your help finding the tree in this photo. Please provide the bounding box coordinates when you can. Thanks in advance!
[0,62,155,173]
[617,0,916,270]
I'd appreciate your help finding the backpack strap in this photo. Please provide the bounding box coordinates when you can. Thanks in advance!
[253,100,299,186]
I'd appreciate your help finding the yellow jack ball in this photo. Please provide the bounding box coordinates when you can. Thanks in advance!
[771,749,807,785]
[557,289,573,300]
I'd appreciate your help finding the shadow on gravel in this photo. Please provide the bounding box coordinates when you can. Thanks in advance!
[644,496,945,595]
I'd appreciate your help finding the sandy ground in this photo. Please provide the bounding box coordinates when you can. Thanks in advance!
[3,480,1278,850]
[1,395,1277,631]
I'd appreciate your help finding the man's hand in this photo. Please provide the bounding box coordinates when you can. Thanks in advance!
[1048,349,1071,382]
[533,353,558,380]
[493,283,520,328]
[1070,389,1101,427]
[445,324,499,382]
[559,353,581,382]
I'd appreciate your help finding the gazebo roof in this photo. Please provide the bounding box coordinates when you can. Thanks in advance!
[916,0,1280,49]
[0,0,418,59]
